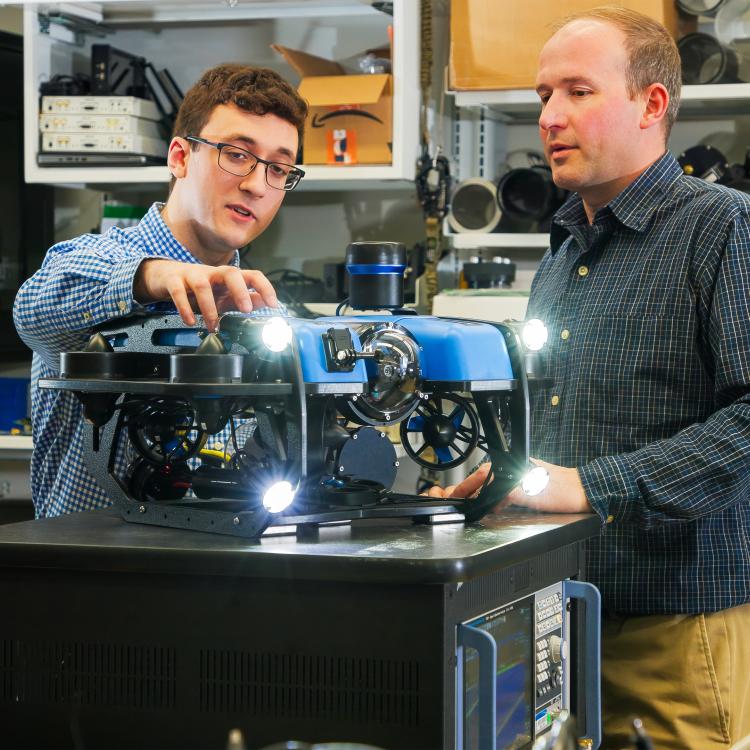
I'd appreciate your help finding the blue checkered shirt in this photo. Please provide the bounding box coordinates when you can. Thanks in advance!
[13,202,281,518]
[527,152,750,615]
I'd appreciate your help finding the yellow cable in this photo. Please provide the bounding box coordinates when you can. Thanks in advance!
[199,448,231,463]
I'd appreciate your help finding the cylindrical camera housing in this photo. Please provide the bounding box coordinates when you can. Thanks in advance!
[447,178,502,233]
[678,32,739,84]
[497,165,566,222]
[676,0,726,17]
[345,241,406,310]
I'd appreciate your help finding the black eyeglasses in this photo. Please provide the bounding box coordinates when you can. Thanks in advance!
[186,136,305,191]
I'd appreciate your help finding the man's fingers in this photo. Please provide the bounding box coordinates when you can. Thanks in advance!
[241,270,278,309]
[449,463,492,498]
[425,485,448,498]
[214,290,273,316]
[158,264,279,328]
[247,291,270,311]
[165,280,196,327]
[189,277,220,332]
[449,479,482,499]
[221,269,254,314]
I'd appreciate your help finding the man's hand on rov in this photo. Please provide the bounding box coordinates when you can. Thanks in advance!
[505,458,592,513]
[134,259,278,331]
[424,458,592,513]
[424,461,493,501]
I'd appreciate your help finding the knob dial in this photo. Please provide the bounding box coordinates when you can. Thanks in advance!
[548,635,562,664]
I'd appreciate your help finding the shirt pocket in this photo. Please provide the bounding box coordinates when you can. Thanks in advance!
[572,311,712,442]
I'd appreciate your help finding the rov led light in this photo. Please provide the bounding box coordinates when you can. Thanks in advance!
[262,480,296,513]
[521,466,549,496]
[522,318,548,352]
[261,317,293,352]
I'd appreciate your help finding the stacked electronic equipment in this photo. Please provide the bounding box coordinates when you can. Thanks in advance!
[38,45,182,167]
[39,95,166,166]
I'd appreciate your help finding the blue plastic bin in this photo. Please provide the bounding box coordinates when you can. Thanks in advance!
[0,377,30,432]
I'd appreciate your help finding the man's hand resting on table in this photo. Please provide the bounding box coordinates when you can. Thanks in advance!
[134,259,279,332]
[425,458,593,513]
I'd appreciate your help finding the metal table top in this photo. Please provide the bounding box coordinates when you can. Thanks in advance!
[0,509,600,584]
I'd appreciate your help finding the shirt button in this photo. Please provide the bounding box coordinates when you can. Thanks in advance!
[561,329,570,340]
[82,311,92,322]
[606,515,614,524]
[118,300,128,313]
[578,265,589,277]
[551,395,560,406]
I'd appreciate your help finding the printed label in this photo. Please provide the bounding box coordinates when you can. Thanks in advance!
[327,128,357,164]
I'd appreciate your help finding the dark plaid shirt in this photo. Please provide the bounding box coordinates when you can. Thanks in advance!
[527,151,750,615]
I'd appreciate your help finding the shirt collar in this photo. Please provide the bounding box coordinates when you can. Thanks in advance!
[139,202,241,267]
[550,152,684,253]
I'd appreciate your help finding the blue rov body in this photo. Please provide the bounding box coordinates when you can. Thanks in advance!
[293,316,515,384]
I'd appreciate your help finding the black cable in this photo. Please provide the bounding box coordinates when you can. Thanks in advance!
[335,297,350,316]
[264,268,327,315]
[266,268,321,284]
[229,410,240,455]
[236,266,323,318]
[227,402,262,472]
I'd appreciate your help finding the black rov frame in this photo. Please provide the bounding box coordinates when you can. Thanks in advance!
[40,313,531,539]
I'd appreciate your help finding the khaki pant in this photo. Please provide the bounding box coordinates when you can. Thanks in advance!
[601,603,750,750]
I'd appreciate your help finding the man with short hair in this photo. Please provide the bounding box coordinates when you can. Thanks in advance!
[14,64,308,519]
[431,8,750,748]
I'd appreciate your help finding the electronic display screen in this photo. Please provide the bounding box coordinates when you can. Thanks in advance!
[464,597,533,750]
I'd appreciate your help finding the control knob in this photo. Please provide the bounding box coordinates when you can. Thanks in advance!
[548,634,563,664]
[551,666,563,688]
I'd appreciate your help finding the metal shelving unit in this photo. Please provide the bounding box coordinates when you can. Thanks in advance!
[449,83,750,120]
[19,0,420,189]
[446,230,549,250]
[446,83,750,250]
[0,435,33,460]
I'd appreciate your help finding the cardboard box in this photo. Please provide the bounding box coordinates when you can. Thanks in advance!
[272,44,392,165]
[449,0,683,91]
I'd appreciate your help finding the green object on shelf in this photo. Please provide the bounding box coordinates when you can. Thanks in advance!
[101,202,148,233]
[102,204,148,219]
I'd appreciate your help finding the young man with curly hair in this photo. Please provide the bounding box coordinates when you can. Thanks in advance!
[14,64,308,518]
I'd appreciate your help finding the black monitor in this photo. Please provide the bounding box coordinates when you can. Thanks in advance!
[464,596,534,750]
